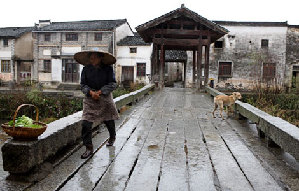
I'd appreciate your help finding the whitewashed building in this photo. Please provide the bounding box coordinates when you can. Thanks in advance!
[32,19,133,88]
[0,27,34,84]
[116,33,152,85]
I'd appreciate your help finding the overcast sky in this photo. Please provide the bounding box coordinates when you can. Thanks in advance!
[1,0,298,30]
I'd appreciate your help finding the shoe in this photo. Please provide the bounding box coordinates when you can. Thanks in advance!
[106,138,116,146]
[81,145,93,159]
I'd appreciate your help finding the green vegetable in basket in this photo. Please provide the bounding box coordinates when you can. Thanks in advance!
[8,115,43,128]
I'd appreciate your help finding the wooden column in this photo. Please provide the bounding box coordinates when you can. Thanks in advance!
[197,44,202,89]
[183,61,187,88]
[204,44,210,87]
[152,43,157,77]
[159,44,165,88]
[193,50,196,86]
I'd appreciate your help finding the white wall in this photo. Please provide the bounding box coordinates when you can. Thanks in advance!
[115,23,134,43]
[62,46,81,55]
[0,39,14,81]
[52,59,62,82]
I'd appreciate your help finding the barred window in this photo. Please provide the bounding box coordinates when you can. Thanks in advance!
[43,60,51,73]
[3,39,8,46]
[45,33,51,41]
[214,41,223,48]
[137,63,146,77]
[263,63,276,79]
[66,33,78,41]
[94,33,102,41]
[130,47,137,53]
[261,39,268,48]
[1,60,10,73]
[218,62,232,77]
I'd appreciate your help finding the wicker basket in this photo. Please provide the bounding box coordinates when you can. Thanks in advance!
[1,104,47,140]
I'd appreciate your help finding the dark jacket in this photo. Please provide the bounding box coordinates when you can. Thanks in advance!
[80,64,117,96]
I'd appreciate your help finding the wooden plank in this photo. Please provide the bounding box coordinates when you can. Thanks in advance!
[94,119,154,191]
[60,118,141,191]
[158,118,189,191]
[211,119,283,191]
[198,118,253,191]
[153,38,200,47]
[184,119,217,191]
[125,118,169,191]
[149,29,214,36]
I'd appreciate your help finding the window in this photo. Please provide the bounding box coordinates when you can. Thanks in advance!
[94,33,102,41]
[214,41,223,48]
[130,47,137,53]
[261,39,268,48]
[1,60,10,73]
[66,33,78,41]
[43,60,51,73]
[218,62,232,77]
[263,63,276,79]
[3,39,8,46]
[44,33,51,41]
[137,63,146,77]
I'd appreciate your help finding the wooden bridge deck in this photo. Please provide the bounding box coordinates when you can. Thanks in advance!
[27,88,298,191]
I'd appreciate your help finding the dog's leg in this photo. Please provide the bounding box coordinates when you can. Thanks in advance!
[219,102,224,120]
[226,106,231,118]
[212,103,218,118]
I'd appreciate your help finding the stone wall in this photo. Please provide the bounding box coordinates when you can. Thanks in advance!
[209,25,288,90]
[286,26,299,89]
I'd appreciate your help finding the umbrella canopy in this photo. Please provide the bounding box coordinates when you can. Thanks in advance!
[74,51,116,65]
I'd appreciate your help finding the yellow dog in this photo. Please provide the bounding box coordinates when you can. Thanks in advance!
[212,92,242,119]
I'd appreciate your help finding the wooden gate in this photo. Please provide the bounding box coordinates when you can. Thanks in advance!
[122,66,134,87]
[62,59,79,83]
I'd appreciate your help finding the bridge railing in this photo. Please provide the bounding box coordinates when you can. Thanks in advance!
[1,84,155,181]
[205,86,299,162]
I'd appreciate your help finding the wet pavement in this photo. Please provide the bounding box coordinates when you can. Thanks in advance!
[1,88,299,191]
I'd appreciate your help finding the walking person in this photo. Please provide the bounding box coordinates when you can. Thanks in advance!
[74,51,119,159]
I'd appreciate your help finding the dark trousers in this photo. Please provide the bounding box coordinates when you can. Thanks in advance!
[81,120,116,146]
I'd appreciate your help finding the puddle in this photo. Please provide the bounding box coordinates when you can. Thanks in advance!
[148,145,159,150]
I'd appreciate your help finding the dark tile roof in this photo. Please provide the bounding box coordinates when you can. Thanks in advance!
[136,5,228,36]
[0,27,34,38]
[36,19,127,31]
[213,21,288,27]
[165,50,187,61]
[117,35,151,46]
[288,25,299,29]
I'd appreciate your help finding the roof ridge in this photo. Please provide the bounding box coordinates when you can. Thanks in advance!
[51,19,127,24]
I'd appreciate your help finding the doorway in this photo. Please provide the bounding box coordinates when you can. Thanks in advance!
[62,59,79,83]
[122,66,134,87]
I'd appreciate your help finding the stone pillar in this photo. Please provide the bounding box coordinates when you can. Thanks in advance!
[197,44,202,89]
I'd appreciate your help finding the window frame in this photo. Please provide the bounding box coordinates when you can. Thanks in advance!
[43,60,52,73]
[66,33,78,41]
[214,41,223,49]
[3,39,8,46]
[261,39,269,48]
[130,47,137,53]
[94,33,103,41]
[136,62,146,77]
[1,60,11,73]
[44,33,51,41]
[218,61,233,78]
